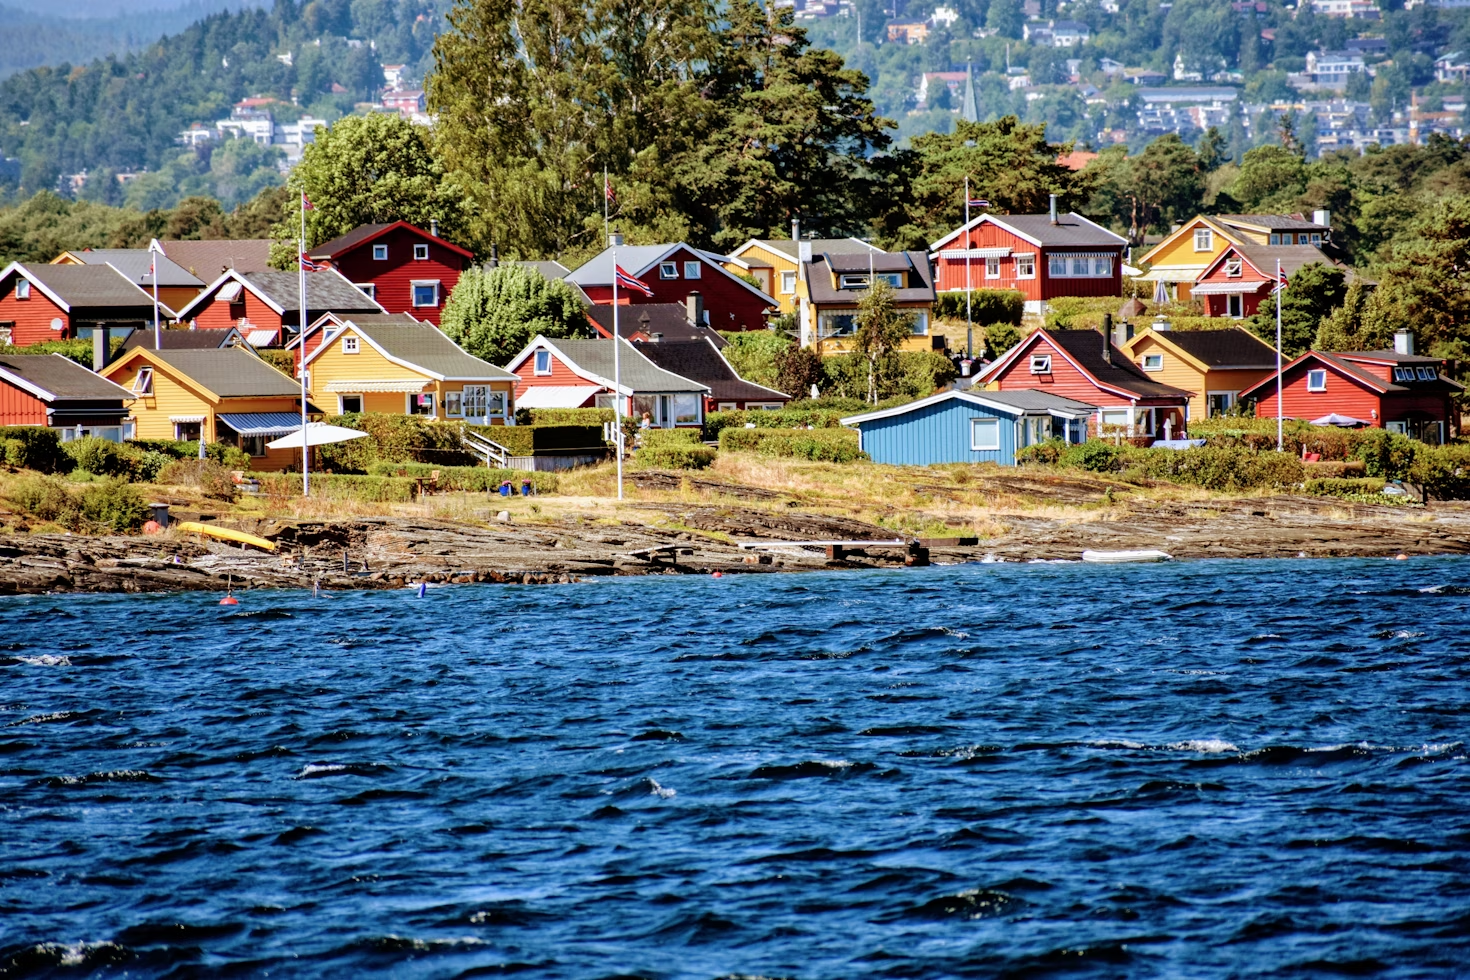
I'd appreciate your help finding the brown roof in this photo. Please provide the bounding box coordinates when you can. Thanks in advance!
[1228,242,1339,279]
[1048,329,1192,400]
[633,339,790,403]
[586,304,728,349]
[0,353,132,401]
[1154,327,1278,369]
[160,240,273,277]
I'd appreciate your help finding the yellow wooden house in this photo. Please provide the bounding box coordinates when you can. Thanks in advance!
[1119,325,1278,421]
[1134,216,1242,305]
[300,314,518,423]
[723,237,882,316]
[102,346,311,471]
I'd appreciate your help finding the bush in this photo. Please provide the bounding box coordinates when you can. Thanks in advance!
[516,407,616,426]
[132,450,175,482]
[316,413,479,472]
[1020,439,1306,491]
[363,461,558,494]
[1304,477,1387,497]
[633,444,717,469]
[126,439,251,469]
[80,479,148,532]
[0,337,123,367]
[6,474,80,525]
[158,459,238,500]
[641,428,703,447]
[703,408,847,440]
[256,349,296,375]
[1350,429,1419,480]
[255,473,419,502]
[62,436,135,478]
[718,426,867,463]
[934,289,1025,325]
[719,329,792,389]
[1410,444,1470,500]
[1072,440,1124,472]
[0,426,67,473]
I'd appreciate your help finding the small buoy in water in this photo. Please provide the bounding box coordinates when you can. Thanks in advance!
[220,595,238,606]
[417,581,428,598]
[711,571,723,578]
[220,574,237,605]
[1396,554,1410,560]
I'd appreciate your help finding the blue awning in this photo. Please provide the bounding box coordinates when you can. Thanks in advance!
[217,412,307,437]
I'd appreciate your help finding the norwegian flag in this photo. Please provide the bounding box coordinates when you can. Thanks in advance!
[967,197,989,208]
[604,175,616,203]
[1271,268,1289,294]
[301,193,315,211]
[300,251,326,272]
[614,265,653,297]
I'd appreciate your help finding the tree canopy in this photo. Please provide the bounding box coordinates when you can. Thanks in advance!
[439,265,592,367]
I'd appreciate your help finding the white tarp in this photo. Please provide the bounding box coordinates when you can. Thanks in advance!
[514,385,600,409]
[266,423,371,449]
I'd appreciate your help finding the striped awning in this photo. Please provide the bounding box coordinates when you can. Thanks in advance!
[217,412,307,437]
[937,246,1012,259]
[1190,281,1268,295]
[1132,267,1206,282]
[323,379,427,393]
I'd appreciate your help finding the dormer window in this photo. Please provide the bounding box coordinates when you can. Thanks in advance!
[1225,257,1242,278]
[1030,354,1052,374]
[1393,367,1415,382]
[14,280,30,300]
[1417,366,1437,380]
[659,262,678,279]
[839,274,870,289]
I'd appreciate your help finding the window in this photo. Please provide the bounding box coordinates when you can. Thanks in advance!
[339,394,363,414]
[659,262,679,279]
[1100,408,1131,430]
[1044,254,1109,278]
[488,390,507,416]
[877,272,903,288]
[1311,233,1322,245]
[672,393,701,424]
[356,282,375,300]
[985,257,1000,279]
[780,271,796,294]
[1307,369,1327,392]
[1226,294,1243,319]
[1194,228,1213,252]
[1417,366,1437,380]
[1092,256,1111,277]
[717,401,738,411]
[820,313,857,336]
[413,244,429,260]
[970,417,1000,451]
[1142,353,1163,372]
[1385,420,1407,434]
[1393,366,1415,382]
[683,261,702,279]
[839,274,870,289]
[1016,255,1036,278]
[373,244,388,260]
[534,350,552,375]
[239,435,268,457]
[14,280,30,300]
[132,367,154,395]
[407,392,435,416]
[412,282,440,307]
[342,336,360,354]
[445,390,463,417]
[0,324,11,345]
[1269,233,1281,245]
[911,312,929,336]
[1048,256,1067,277]
[1070,256,1090,276]
[174,421,202,441]
[1030,353,1052,374]
[1225,258,1242,278]
[1207,391,1237,416]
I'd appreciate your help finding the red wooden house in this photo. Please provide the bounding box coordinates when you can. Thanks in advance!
[564,243,776,332]
[1192,243,1336,319]
[305,222,475,326]
[505,335,709,427]
[1241,334,1463,443]
[0,263,158,347]
[174,269,384,347]
[977,328,1192,437]
[928,201,1126,315]
[0,352,134,440]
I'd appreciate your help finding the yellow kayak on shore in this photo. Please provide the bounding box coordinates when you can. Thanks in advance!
[174,521,277,552]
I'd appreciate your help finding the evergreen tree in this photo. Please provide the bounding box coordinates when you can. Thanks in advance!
[1249,263,1347,358]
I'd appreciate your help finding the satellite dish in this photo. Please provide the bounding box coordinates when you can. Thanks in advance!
[49,318,64,332]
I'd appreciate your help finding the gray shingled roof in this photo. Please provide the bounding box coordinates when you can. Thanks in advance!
[1216,214,1327,232]
[545,338,707,392]
[634,339,790,402]
[22,265,155,309]
[1153,327,1278,369]
[65,250,204,288]
[805,251,937,305]
[242,270,381,314]
[160,240,273,277]
[1048,329,1193,400]
[988,213,1128,248]
[565,245,675,285]
[1230,242,1338,279]
[585,304,728,349]
[347,321,515,381]
[150,348,302,398]
[0,353,132,401]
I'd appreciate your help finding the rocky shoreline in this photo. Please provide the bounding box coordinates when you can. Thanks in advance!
[3,491,1469,595]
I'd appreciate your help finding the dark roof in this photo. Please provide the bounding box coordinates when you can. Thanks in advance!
[1216,214,1327,231]
[149,348,301,398]
[20,264,154,309]
[752,238,879,260]
[64,250,204,288]
[1048,329,1193,400]
[1319,351,1464,393]
[308,222,474,260]
[534,338,707,392]
[0,353,132,401]
[634,339,790,403]
[160,240,272,277]
[1154,327,1278,368]
[345,320,515,380]
[287,311,424,350]
[585,304,728,349]
[241,271,381,315]
[805,250,936,305]
[987,213,1127,248]
[122,327,242,352]
[1334,348,1444,365]
[1229,242,1338,278]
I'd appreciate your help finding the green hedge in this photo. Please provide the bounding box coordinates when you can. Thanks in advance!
[255,473,419,502]
[317,413,480,472]
[1019,439,1304,491]
[641,428,704,447]
[1410,444,1470,500]
[0,337,124,367]
[0,426,68,474]
[364,462,558,493]
[933,289,1025,325]
[718,426,867,463]
[4,474,145,531]
[703,409,848,440]
[516,407,616,426]
[1304,477,1388,497]
[632,444,717,469]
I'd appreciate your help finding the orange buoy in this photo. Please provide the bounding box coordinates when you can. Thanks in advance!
[711,571,723,578]
[142,520,162,535]
[1396,554,1409,560]
[220,595,238,605]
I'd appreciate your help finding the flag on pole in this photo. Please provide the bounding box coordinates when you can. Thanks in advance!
[967,198,989,208]
[1271,268,1289,294]
[614,265,653,297]
[301,193,315,211]
[604,175,616,203]
[300,251,326,272]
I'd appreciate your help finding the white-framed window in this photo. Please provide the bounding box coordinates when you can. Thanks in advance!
[0,324,12,345]
[1070,256,1090,276]
[820,312,858,336]
[488,390,507,416]
[339,394,363,413]
[1016,254,1036,278]
[1207,391,1237,416]
[672,393,701,424]
[174,420,202,441]
[1100,408,1132,430]
[1385,420,1408,434]
[372,244,388,260]
[1310,233,1322,245]
[747,402,783,410]
[1393,366,1415,382]
[342,336,360,354]
[14,280,30,300]
[1226,294,1243,319]
[1092,256,1111,276]
[1194,228,1213,252]
[839,274,870,289]
[407,392,435,416]
[1048,255,1066,277]
[445,390,463,417]
[1269,233,1280,245]
[1225,257,1242,277]
[659,262,679,279]
[910,311,929,335]
[1030,353,1052,374]
[411,281,440,307]
[355,282,375,299]
[683,261,702,279]
[1417,366,1437,380]
[1047,254,1112,278]
[1142,353,1163,372]
[413,244,429,260]
[1307,369,1327,392]
[132,367,154,395]
[985,257,1000,279]
[717,401,738,411]
[780,271,796,294]
[533,349,552,375]
[877,272,903,288]
[970,417,1000,450]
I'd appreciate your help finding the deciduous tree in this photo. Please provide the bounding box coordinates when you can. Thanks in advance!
[850,279,915,404]
[439,265,592,367]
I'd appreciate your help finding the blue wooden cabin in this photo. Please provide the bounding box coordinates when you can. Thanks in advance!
[842,389,1096,466]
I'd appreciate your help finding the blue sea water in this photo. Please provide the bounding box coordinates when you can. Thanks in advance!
[2,558,1470,979]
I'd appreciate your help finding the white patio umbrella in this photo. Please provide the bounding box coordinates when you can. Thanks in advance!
[1152,277,1169,305]
[266,423,370,450]
[1309,413,1372,427]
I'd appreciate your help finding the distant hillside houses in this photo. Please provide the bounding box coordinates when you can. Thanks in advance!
[177,98,328,165]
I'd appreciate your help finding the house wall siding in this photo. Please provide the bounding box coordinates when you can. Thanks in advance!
[989,336,1135,406]
[0,279,71,345]
[328,228,470,326]
[933,224,1123,303]
[1253,362,1383,422]
[0,381,49,425]
[512,349,597,396]
[727,243,798,314]
[1196,250,1271,318]
[190,287,284,333]
[582,247,772,331]
[1124,335,1271,419]
[856,397,1019,466]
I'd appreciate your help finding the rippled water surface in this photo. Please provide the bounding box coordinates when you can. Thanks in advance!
[3,558,1470,978]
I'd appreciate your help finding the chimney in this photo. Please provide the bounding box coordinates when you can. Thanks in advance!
[92,325,111,371]
[1105,312,1121,349]
[1394,329,1414,356]
[1101,327,1111,364]
[791,218,800,242]
[488,243,499,269]
[639,310,651,335]
[1312,209,1330,230]
[609,233,623,248]
[1152,315,1171,332]
[686,291,703,326]
[650,332,662,343]
[430,218,439,238]
[1049,193,1059,225]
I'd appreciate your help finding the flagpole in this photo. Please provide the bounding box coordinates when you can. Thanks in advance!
[610,235,624,501]
[300,193,310,497]
[1275,258,1284,453]
[603,165,610,243]
[964,177,972,358]
[150,242,161,349]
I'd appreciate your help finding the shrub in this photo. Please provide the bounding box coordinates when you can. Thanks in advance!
[717,426,867,463]
[641,428,703,447]
[127,439,252,469]
[62,436,135,477]
[1410,444,1470,500]
[0,337,123,367]
[316,413,479,472]
[703,408,847,440]
[7,474,80,525]
[1304,477,1388,497]
[1016,438,1066,465]
[158,459,238,500]
[363,462,558,494]
[80,479,148,533]
[256,349,296,375]
[516,407,616,426]
[633,444,717,469]
[0,426,68,473]
[1072,440,1123,473]
[934,289,1025,325]
[720,329,793,389]
[254,473,419,502]
[1350,429,1419,480]
[1020,439,1306,491]
[132,450,175,482]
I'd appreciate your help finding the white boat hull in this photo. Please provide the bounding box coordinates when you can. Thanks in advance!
[1082,549,1173,563]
